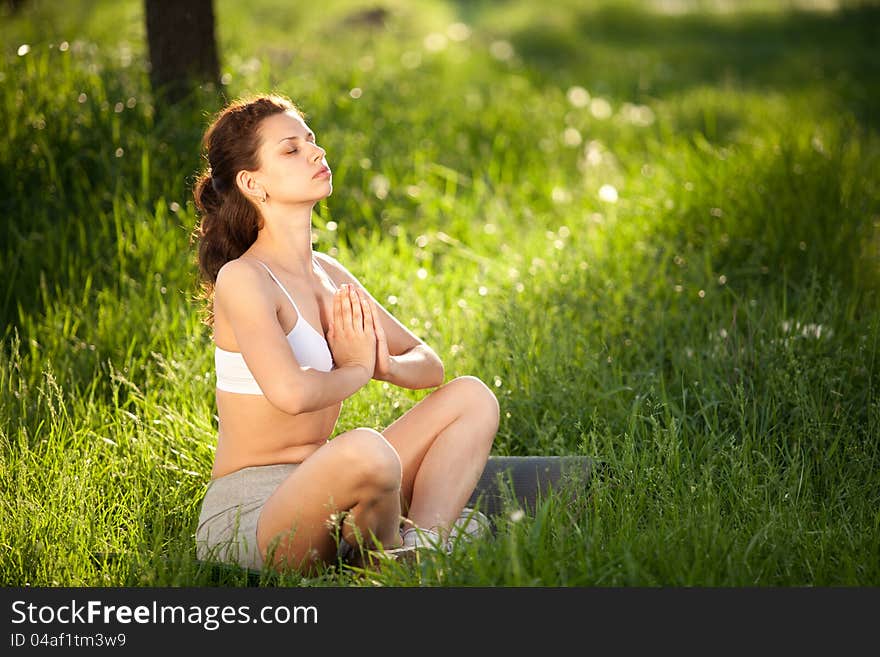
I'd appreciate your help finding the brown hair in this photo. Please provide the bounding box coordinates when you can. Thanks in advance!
[190,94,302,325]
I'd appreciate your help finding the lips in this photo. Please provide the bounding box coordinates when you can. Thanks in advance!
[313,166,331,179]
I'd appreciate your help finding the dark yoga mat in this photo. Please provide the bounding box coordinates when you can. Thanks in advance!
[466,455,592,519]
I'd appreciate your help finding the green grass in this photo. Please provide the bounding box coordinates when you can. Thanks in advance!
[1,0,878,586]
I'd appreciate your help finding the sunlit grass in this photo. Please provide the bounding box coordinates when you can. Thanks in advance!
[1,0,878,586]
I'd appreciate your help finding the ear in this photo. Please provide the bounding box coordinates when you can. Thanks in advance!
[234,169,265,201]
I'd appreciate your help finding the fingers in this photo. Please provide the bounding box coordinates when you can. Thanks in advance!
[333,284,344,332]
[340,284,353,330]
[349,285,363,332]
[333,284,376,336]
[365,292,384,337]
[357,288,375,334]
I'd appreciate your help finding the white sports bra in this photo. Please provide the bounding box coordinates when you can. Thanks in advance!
[215,260,335,395]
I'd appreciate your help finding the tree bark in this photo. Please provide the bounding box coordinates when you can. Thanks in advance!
[144,0,220,104]
[3,0,28,13]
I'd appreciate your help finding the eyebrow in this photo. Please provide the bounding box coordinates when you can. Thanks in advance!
[278,132,315,144]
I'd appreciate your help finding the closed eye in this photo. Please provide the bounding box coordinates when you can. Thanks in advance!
[280,133,316,153]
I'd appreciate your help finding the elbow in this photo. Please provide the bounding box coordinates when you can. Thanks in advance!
[430,354,445,388]
[268,388,304,416]
[265,374,308,416]
[414,343,444,388]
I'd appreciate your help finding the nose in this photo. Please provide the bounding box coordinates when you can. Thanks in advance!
[311,143,326,162]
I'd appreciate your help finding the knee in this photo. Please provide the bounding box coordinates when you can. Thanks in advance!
[339,428,402,493]
[448,375,500,431]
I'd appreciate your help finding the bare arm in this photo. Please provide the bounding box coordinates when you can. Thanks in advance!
[284,364,371,414]
[213,260,375,415]
[375,343,443,390]
[315,251,445,389]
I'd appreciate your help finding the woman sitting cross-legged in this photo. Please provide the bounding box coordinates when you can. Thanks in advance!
[191,94,499,573]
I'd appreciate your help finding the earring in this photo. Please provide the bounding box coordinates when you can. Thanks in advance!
[261,190,267,203]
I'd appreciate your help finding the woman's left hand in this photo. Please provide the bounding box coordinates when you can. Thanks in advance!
[359,288,394,381]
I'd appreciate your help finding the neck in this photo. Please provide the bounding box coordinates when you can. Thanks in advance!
[248,203,316,276]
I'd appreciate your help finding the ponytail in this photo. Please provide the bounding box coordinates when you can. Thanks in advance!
[192,170,260,283]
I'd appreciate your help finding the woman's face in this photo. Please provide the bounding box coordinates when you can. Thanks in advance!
[252,110,332,205]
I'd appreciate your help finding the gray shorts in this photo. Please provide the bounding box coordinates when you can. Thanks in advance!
[195,463,297,571]
[195,462,353,571]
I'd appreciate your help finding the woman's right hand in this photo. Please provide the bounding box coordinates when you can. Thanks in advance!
[327,284,377,378]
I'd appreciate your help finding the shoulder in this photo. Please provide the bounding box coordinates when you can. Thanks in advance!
[214,258,273,307]
[314,250,360,285]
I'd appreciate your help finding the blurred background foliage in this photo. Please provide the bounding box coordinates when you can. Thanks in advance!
[0,0,878,585]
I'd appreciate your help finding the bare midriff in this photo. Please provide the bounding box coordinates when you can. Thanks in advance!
[209,253,347,480]
[211,390,342,479]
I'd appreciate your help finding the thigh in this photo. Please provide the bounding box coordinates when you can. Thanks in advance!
[255,429,387,568]
[381,376,491,509]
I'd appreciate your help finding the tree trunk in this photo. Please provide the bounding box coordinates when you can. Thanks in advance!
[144,0,220,104]
[3,0,28,13]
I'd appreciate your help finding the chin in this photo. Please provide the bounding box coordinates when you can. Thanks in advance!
[293,186,332,204]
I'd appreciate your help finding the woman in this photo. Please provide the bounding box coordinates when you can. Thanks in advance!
[192,94,499,574]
